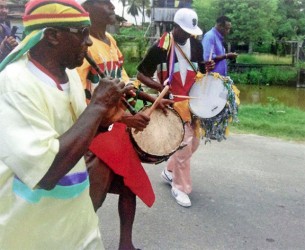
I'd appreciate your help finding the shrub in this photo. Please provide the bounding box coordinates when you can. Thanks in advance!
[230,66,297,85]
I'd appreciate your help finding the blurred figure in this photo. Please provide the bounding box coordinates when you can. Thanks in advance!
[0,0,18,61]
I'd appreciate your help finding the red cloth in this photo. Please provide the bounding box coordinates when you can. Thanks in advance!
[89,122,155,207]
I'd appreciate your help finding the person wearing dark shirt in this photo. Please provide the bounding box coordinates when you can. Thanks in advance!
[0,0,18,61]
[137,8,214,208]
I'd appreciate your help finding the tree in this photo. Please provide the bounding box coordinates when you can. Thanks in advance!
[226,0,278,53]
[193,0,220,33]
[274,0,305,40]
[194,0,278,53]
[139,0,150,25]
[127,0,141,25]
[118,0,129,19]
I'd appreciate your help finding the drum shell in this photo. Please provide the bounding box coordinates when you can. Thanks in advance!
[129,106,185,164]
[129,138,168,164]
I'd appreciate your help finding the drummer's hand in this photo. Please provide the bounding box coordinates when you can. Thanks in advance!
[226,52,238,60]
[205,60,215,72]
[90,77,134,126]
[156,98,175,115]
[121,112,150,131]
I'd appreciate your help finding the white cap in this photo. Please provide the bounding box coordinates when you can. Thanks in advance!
[173,8,202,36]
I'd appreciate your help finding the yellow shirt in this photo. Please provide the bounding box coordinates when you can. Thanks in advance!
[77,33,129,100]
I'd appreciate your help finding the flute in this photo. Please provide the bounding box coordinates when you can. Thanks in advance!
[84,53,137,115]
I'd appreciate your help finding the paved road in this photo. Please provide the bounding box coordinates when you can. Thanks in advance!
[97,134,305,250]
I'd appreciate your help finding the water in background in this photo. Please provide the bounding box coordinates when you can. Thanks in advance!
[236,85,305,111]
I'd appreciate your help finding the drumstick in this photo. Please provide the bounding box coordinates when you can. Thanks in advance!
[133,84,169,134]
[202,45,215,94]
[208,45,214,62]
[172,95,199,99]
[145,85,170,117]
[204,45,214,76]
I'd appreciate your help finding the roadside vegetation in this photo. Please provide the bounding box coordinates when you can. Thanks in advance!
[231,104,305,141]
[230,66,298,86]
[230,53,300,86]
[114,26,150,77]
[236,54,292,65]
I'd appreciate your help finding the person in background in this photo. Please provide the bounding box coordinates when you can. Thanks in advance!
[202,15,240,142]
[0,0,18,61]
[137,8,214,208]
[202,16,238,76]
[0,0,132,248]
[77,0,173,249]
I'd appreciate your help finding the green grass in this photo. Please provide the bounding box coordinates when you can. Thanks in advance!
[236,53,292,64]
[231,104,305,141]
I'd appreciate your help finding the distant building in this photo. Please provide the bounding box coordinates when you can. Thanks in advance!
[153,0,192,8]
[147,0,193,38]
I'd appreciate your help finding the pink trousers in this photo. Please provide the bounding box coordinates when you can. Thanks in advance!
[166,122,200,194]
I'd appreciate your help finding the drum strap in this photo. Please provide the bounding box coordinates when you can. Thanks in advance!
[174,42,197,73]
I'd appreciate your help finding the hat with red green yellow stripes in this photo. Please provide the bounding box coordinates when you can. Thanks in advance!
[0,0,91,71]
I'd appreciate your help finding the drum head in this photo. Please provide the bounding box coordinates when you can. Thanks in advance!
[189,74,228,118]
[130,107,184,157]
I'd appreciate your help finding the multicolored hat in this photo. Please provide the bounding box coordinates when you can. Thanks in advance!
[0,0,91,71]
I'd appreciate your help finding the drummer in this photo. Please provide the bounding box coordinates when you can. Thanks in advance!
[76,0,172,249]
[137,8,214,207]
[202,15,240,142]
[202,16,238,76]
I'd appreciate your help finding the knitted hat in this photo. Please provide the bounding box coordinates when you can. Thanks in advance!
[0,0,91,71]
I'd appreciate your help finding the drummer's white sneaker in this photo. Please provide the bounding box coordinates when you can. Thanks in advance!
[171,187,191,207]
[161,169,172,185]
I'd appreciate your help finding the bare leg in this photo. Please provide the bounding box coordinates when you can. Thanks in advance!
[86,151,139,249]
[110,176,137,250]
[117,186,137,250]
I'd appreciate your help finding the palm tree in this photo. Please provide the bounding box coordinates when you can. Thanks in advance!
[127,0,141,26]
[140,0,150,25]
[118,0,128,19]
